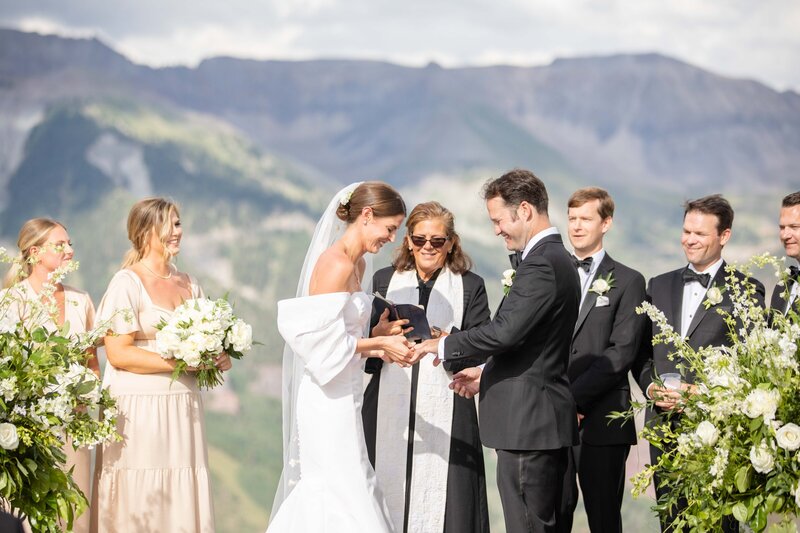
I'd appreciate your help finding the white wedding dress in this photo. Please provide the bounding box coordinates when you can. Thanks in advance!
[267,291,395,533]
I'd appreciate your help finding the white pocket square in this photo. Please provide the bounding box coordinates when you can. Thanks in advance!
[595,296,610,307]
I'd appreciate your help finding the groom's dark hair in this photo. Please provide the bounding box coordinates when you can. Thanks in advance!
[482,168,549,215]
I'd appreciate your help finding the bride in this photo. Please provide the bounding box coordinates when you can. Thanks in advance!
[267,181,414,532]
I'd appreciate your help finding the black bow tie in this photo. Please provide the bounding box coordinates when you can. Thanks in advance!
[509,251,522,269]
[572,255,592,273]
[682,268,711,288]
[790,265,800,282]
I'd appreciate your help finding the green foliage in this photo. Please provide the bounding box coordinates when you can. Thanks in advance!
[630,255,800,531]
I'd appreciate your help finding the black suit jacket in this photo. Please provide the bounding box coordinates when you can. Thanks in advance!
[444,233,581,451]
[635,262,766,396]
[569,253,646,446]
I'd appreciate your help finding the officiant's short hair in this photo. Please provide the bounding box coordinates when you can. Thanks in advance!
[782,191,800,207]
[483,169,548,215]
[683,194,734,234]
[568,187,615,220]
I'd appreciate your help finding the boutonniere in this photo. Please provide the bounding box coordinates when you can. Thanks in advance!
[703,284,725,309]
[588,273,615,296]
[501,269,515,296]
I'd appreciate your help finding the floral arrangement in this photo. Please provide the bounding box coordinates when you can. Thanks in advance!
[155,297,252,389]
[0,248,120,532]
[625,254,800,532]
[501,269,515,296]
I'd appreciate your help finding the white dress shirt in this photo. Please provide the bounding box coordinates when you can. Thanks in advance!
[680,258,724,338]
[576,249,606,307]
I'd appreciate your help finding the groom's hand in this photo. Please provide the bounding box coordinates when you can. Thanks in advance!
[411,338,440,365]
[450,367,482,398]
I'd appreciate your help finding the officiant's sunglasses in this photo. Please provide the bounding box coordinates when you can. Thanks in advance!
[409,235,449,248]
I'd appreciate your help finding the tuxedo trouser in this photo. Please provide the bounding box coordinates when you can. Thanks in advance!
[557,442,630,533]
[496,448,568,533]
[651,443,738,533]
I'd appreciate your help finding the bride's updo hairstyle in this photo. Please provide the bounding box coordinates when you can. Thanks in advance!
[335,181,406,223]
[121,197,180,268]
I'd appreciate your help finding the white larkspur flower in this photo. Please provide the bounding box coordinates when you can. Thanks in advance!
[0,422,19,450]
[742,388,780,422]
[677,433,697,455]
[775,423,800,451]
[0,315,18,335]
[695,421,719,447]
[749,442,775,474]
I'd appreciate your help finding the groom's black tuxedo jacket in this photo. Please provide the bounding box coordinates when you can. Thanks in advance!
[635,261,765,397]
[569,254,646,446]
[444,234,580,451]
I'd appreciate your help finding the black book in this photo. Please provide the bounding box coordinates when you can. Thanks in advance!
[372,292,432,342]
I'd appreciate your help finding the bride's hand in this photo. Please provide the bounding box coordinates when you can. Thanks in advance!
[371,309,411,337]
[381,335,415,367]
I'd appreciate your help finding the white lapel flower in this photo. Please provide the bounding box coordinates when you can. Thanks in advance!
[588,272,615,296]
[703,284,724,309]
[501,269,515,296]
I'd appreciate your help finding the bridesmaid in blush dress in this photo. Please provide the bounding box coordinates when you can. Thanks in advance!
[91,198,231,533]
[2,218,100,533]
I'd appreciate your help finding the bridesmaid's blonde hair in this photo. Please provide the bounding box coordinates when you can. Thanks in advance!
[3,218,65,288]
[121,197,180,268]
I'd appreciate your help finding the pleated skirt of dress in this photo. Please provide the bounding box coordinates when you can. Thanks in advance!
[91,365,215,533]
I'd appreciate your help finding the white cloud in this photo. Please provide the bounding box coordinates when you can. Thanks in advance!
[1,0,799,90]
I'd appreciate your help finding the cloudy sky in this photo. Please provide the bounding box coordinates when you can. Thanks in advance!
[2,0,799,91]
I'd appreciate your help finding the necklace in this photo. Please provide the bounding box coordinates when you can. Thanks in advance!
[140,261,172,280]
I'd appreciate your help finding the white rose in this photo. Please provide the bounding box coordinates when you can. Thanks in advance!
[0,422,19,450]
[776,423,800,451]
[226,320,252,352]
[742,388,780,421]
[695,421,719,447]
[591,279,610,294]
[749,442,775,474]
[501,269,515,287]
[705,286,723,306]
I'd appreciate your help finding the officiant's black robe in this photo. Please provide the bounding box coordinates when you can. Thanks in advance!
[362,266,490,533]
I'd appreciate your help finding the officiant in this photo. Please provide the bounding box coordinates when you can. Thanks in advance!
[362,201,490,533]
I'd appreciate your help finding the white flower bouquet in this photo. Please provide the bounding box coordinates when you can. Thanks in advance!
[0,250,120,533]
[155,297,252,389]
[621,254,800,532]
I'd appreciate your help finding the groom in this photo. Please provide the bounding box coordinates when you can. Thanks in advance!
[414,168,580,533]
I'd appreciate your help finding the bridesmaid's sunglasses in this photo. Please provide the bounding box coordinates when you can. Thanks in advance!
[409,235,449,248]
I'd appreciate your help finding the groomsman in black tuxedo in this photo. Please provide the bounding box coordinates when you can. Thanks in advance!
[635,194,765,533]
[414,169,580,533]
[558,187,646,533]
[771,191,800,315]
